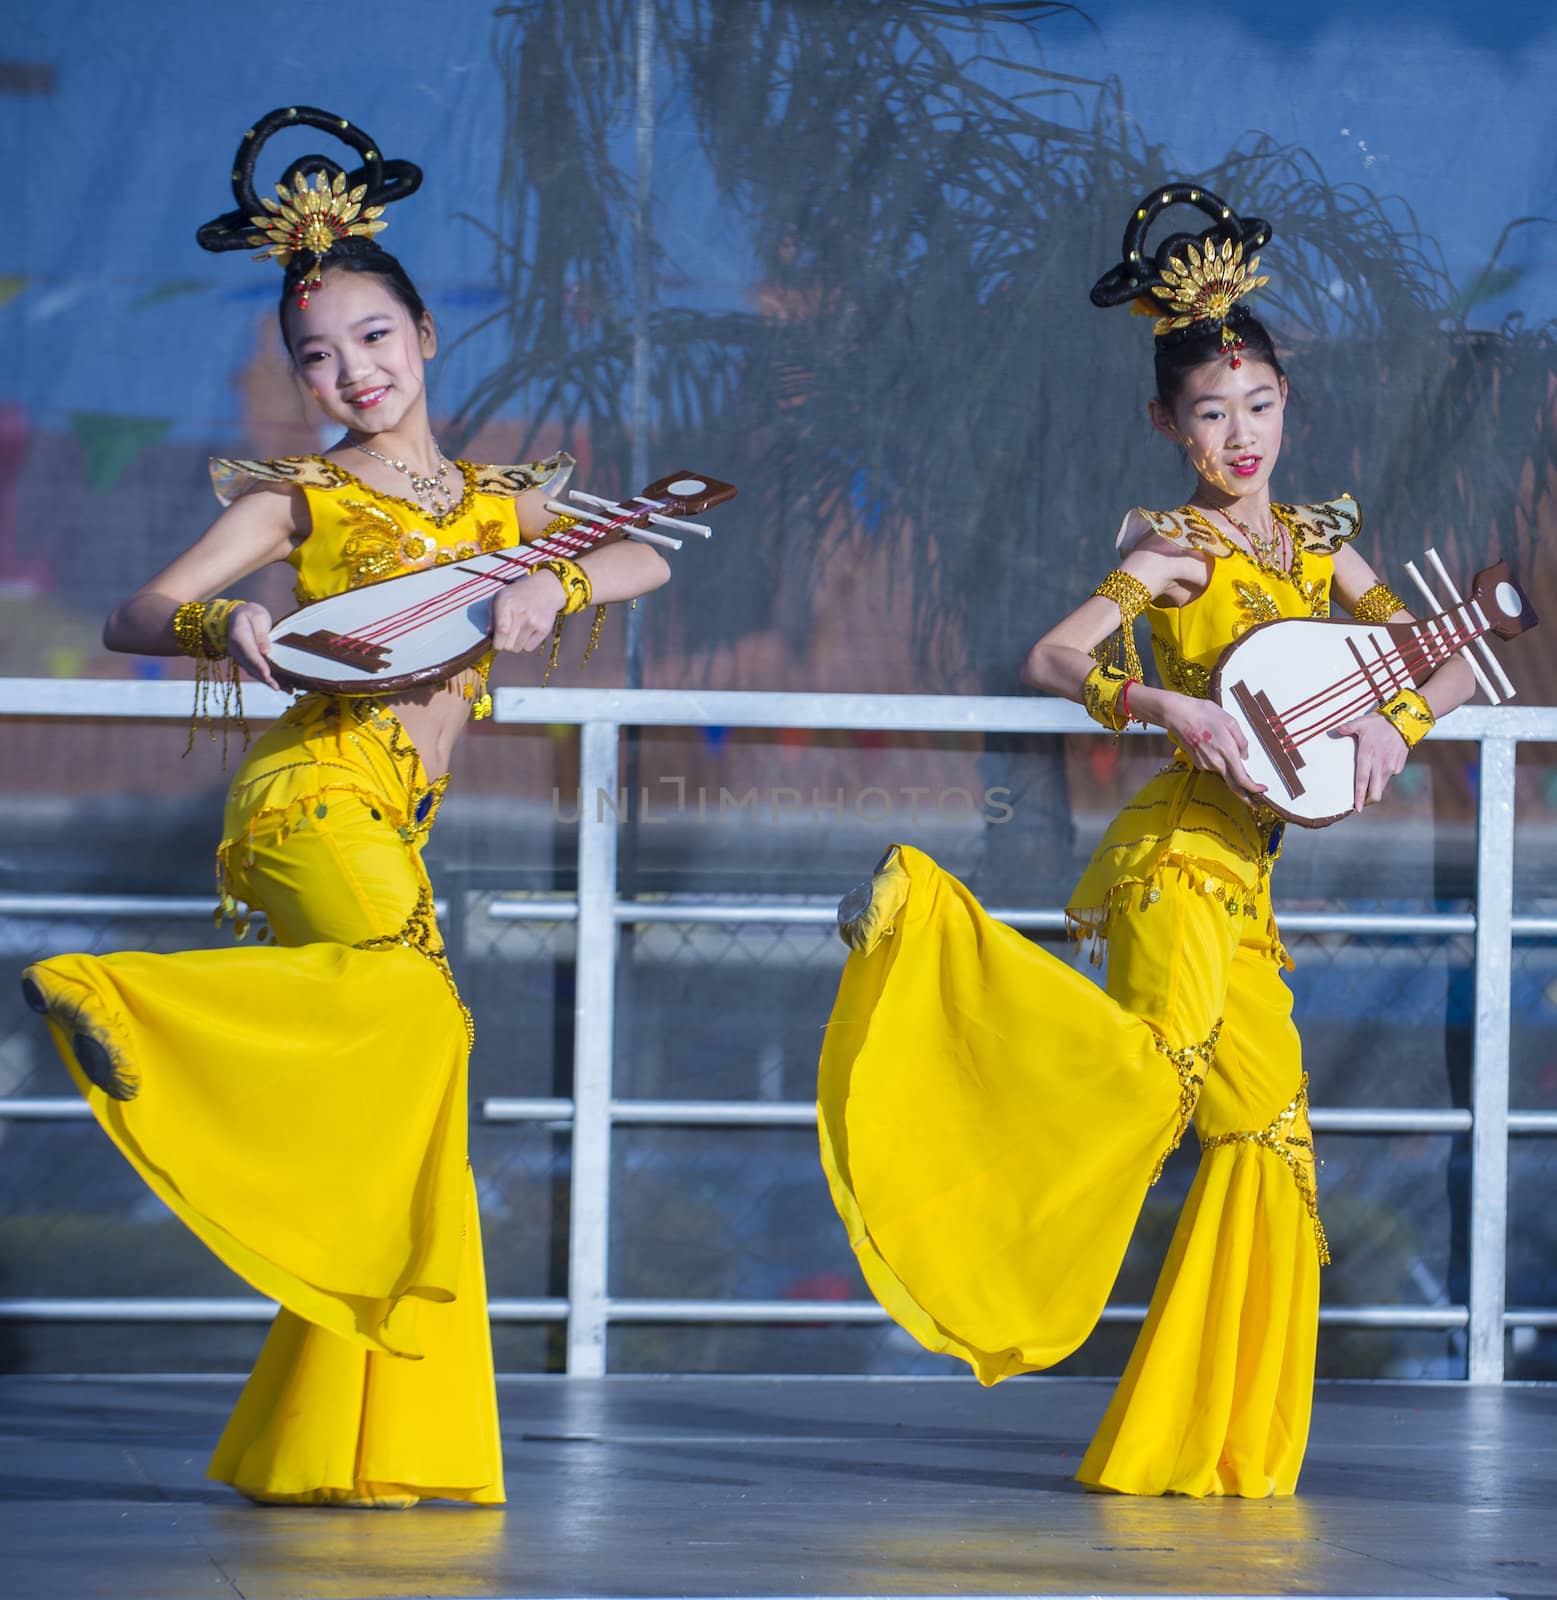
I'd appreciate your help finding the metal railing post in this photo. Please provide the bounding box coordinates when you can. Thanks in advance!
[1468,736,1516,1382]
[566,720,620,1374]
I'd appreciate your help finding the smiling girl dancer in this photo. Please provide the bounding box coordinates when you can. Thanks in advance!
[22,108,669,1507]
[819,185,1475,1497]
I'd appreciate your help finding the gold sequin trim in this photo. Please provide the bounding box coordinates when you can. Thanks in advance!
[1152,629,1212,698]
[311,455,480,528]
[1231,577,1282,636]
[1352,582,1406,624]
[1201,1073,1330,1263]
[1285,545,1331,619]
[353,883,475,1053]
[1149,1020,1222,1185]
[337,497,495,589]
[1179,505,1333,616]
[339,498,419,587]
[1092,820,1260,859]
[1191,794,1266,848]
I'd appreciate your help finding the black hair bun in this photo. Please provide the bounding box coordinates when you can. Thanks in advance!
[195,106,421,256]
[1090,183,1270,310]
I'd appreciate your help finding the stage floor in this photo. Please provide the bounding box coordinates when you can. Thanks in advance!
[0,1375,1552,1600]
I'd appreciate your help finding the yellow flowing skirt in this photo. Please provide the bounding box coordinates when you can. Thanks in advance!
[24,695,503,1505]
[819,841,1322,1497]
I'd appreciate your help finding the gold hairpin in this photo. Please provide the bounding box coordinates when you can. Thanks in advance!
[247,170,387,302]
[1150,237,1269,340]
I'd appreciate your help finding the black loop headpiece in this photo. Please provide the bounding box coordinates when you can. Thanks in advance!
[195,107,422,303]
[1090,184,1272,357]
[1090,183,1269,309]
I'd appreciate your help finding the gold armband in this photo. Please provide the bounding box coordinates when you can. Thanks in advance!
[1376,686,1434,749]
[172,598,248,763]
[1352,583,1406,624]
[535,557,592,616]
[1082,662,1135,734]
[1091,568,1151,683]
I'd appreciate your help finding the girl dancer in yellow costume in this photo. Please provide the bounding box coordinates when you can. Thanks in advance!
[21,109,669,1508]
[819,185,1476,1497]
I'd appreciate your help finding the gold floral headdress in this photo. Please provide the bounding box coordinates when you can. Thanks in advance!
[1150,236,1270,357]
[196,105,422,308]
[248,171,388,307]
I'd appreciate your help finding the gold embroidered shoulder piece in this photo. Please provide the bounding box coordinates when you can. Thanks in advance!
[209,456,343,507]
[1115,505,1234,558]
[1274,495,1361,554]
[467,452,576,499]
[1115,496,1361,559]
[211,450,577,508]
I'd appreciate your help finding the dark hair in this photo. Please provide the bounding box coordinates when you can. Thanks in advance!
[1153,306,1287,411]
[277,237,428,348]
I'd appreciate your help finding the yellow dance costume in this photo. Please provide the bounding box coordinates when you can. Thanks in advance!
[820,498,1360,1497]
[23,452,570,1506]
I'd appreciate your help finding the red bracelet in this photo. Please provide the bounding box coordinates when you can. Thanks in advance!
[1120,677,1141,727]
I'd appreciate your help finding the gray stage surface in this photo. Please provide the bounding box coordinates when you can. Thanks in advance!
[1,1375,1552,1600]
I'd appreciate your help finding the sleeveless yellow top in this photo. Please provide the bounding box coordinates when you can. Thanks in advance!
[1067,497,1362,957]
[209,452,574,605]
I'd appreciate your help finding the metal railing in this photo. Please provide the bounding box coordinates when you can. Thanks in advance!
[1,679,1553,1381]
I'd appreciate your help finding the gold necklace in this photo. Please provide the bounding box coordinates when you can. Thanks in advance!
[355,442,454,515]
[1213,504,1285,572]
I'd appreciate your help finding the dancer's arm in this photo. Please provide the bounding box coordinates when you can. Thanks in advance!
[1020,537,1267,798]
[492,486,672,655]
[103,485,302,689]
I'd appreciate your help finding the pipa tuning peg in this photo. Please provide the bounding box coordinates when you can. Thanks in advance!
[1403,548,1513,705]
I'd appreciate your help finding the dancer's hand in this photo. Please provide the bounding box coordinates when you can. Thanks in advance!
[492,570,566,654]
[1160,694,1267,799]
[227,602,279,690]
[1330,713,1409,812]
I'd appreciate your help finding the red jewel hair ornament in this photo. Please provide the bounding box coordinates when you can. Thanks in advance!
[194,106,423,308]
[1089,183,1273,370]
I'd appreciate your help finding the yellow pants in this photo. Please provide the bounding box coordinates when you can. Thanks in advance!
[24,697,503,1506]
[818,844,1322,1497]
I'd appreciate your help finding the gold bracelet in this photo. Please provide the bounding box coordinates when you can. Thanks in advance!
[171,598,248,763]
[1376,686,1434,748]
[174,600,215,658]
[1352,583,1406,624]
[173,598,243,659]
[1082,662,1133,734]
[534,557,591,616]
